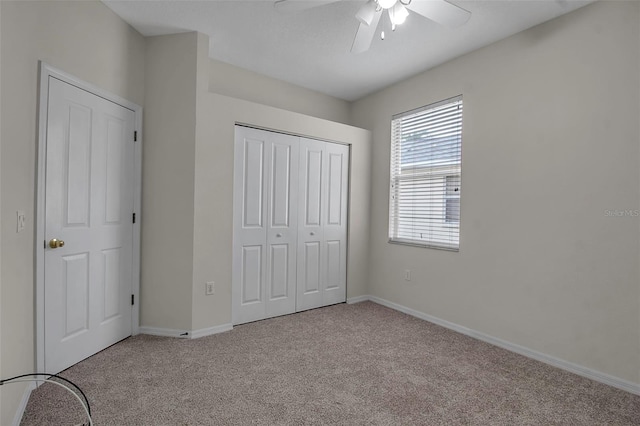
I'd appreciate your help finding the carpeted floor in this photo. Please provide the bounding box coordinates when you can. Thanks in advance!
[21,302,640,425]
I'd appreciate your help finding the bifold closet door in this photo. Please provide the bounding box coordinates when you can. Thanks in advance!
[297,138,349,312]
[232,127,299,325]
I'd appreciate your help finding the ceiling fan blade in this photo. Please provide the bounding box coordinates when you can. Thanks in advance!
[408,0,470,28]
[351,11,382,53]
[274,0,341,13]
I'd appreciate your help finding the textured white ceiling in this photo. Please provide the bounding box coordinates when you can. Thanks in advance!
[102,0,594,101]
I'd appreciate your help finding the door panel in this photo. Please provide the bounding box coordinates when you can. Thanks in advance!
[233,127,298,324]
[304,149,323,227]
[327,153,344,226]
[104,117,125,224]
[322,142,349,306]
[269,245,289,299]
[44,77,134,373]
[233,131,268,324]
[102,248,121,321]
[303,242,321,293]
[241,245,263,304]
[265,135,298,318]
[243,139,265,228]
[62,252,90,337]
[325,240,341,290]
[270,143,291,227]
[297,138,350,310]
[65,104,92,226]
[297,138,325,311]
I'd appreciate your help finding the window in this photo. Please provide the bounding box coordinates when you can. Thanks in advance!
[389,96,463,251]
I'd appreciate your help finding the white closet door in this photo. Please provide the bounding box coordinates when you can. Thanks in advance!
[296,138,326,311]
[322,142,349,306]
[233,127,298,325]
[297,138,350,311]
[265,133,299,318]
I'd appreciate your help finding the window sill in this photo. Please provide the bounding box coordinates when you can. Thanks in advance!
[388,238,459,252]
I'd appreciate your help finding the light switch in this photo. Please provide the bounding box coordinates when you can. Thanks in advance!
[17,211,26,233]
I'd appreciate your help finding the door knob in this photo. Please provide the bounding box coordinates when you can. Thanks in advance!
[276,233,282,238]
[49,238,65,249]
[310,232,315,236]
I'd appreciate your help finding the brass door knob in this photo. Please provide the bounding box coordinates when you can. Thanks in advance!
[49,238,65,249]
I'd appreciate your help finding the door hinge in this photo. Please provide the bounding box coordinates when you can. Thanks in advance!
[134,131,137,142]
[132,213,136,224]
[131,294,135,305]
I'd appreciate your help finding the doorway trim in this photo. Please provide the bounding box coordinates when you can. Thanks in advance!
[35,62,143,372]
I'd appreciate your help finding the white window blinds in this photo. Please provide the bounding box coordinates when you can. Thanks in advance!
[389,95,463,251]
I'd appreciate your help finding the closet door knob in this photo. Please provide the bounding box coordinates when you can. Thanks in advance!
[310,232,315,236]
[276,233,282,238]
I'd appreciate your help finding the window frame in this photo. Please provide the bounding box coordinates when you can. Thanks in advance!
[388,95,463,251]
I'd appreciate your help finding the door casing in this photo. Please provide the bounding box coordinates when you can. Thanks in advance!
[35,62,143,373]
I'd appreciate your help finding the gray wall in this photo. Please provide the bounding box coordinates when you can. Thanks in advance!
[141,33,371,332]
[141,32,201,331]
[2,0,639,422]
[191,92,371,330]
[209,59,351,125]
[0,0,3,421]
[350,0,640,384]
[0,1,145,423]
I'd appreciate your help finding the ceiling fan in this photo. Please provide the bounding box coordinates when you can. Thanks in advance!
[274,0,471,53]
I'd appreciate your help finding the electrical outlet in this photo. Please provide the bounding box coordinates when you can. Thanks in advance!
[16,210,26,233]
[404,269,411,281]
[206,281,215,295]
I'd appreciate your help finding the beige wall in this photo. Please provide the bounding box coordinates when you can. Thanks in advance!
[140,32,200,331]
[350,0,640,385]
[209,59,351,125]
[191,92,371,329]
[0,1,145,423]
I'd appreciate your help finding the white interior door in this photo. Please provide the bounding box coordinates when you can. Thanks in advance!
[233,127,298,325]
[44,77,135,373]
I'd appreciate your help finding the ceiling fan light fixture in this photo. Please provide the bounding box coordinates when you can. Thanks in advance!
[356,0,377,26]
[377,0,397,10]
[389,2,408,25]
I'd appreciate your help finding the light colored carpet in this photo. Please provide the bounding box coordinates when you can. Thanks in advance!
[21,301,640,425]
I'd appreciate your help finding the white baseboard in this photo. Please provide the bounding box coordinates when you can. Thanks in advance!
[190,323,233,339]
[346,295,370,304]
[139,324,233,340]
[12,381,36,426]
[358,295,640,396]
